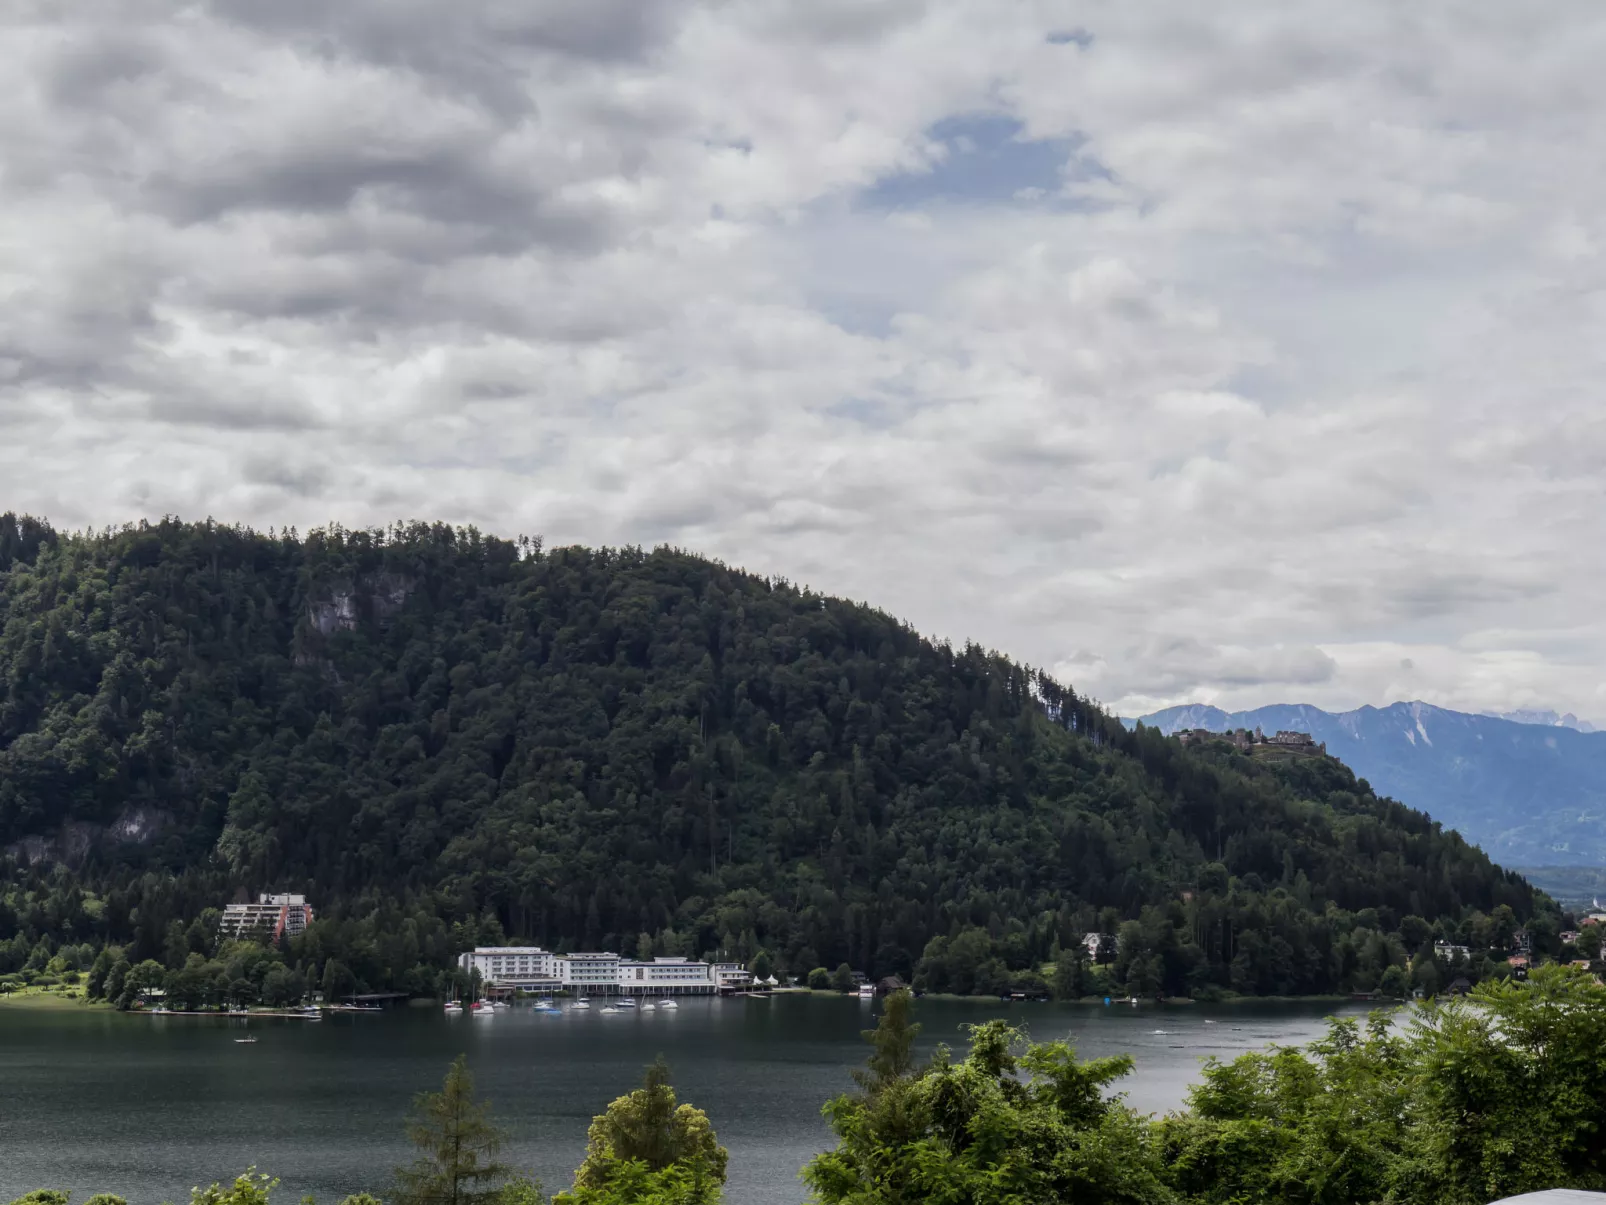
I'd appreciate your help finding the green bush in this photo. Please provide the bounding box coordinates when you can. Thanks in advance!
[807,968,831,991]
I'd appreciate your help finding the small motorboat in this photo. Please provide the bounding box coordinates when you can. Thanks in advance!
[618,998,637,1008]
[657,999,679,1009]
[640,1001,656,1011]
[601,1006,621,1014]
[444,1000,462,1013]
[235,1035,257,1044]
[571,999,591,1010]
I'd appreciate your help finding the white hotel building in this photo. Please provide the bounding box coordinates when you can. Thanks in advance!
[456,948,728,995]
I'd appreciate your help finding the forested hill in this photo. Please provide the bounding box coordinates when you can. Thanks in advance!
[0,515,1549,999]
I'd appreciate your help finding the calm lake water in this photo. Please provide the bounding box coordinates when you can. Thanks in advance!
[0,995,1372,1205]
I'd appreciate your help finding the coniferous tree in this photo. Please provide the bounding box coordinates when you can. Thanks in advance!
[852,989,920,1095]
[393,1056,515,1205]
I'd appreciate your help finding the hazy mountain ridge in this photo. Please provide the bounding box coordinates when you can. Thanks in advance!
[1490,709,1598,733]
[1131,701,1606,865]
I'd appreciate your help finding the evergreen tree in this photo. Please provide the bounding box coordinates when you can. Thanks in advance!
[393,1056,515,1205]
[852,989,920,1095]
[1053,948,1086,1001]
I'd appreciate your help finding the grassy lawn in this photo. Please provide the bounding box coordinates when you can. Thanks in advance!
[0,985,112,1010]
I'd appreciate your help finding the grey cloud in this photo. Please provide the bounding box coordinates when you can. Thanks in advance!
[204,0,693,87]
[142,390,327,433]
[43,31,166,107]
[6,2,1606,726]
[760,0,932,45]
[240,454,333,497]
[1116,637,1340,695]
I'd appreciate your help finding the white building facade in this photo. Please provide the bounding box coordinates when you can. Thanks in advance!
[457,946,561,989]
[458,948,723,994]
[617,957,719,994]
[561,952,621,991]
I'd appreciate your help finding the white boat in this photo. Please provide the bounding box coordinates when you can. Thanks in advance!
[234,1036,257,1044]
[571,999,591,1010]
[444,1000,462,1012]
[858,985,876,999]
[601,1006,621,1014]
[618,998,637,1008]
[640,1001,656,1011]
[657,999,679,1009]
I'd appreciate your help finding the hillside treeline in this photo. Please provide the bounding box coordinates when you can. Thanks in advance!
[0,514,1550,999]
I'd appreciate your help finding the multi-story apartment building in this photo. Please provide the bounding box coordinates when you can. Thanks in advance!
[457,949,725,994]
[457,947,561,989]
[561,951,622,992]
[218,893,314,942]
[617,957,718,994]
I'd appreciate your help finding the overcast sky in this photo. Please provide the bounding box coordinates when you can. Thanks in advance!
[5,2,1605,721]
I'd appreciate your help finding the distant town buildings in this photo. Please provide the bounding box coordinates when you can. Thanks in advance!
[218,893,314,942]
[1174,727,1327,756]
[455,947,749,994]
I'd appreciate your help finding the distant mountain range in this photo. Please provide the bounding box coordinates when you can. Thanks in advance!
[1488,708,1598,734]
[1130,701,1606,866]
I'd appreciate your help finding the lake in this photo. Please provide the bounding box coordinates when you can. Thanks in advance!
[0,995,1373,1205]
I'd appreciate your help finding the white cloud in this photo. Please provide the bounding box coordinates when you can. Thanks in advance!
[4,2,1606,723]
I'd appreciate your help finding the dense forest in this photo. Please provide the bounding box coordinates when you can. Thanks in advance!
[0,514,1552,1002]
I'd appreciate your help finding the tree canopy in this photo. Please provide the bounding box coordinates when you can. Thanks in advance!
[557,1058,726,1205]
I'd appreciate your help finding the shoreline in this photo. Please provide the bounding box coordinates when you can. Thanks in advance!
[901,991,1363,1006]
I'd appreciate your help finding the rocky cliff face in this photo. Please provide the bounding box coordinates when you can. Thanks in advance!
[5,806,169,867]
[306,571,414,636]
